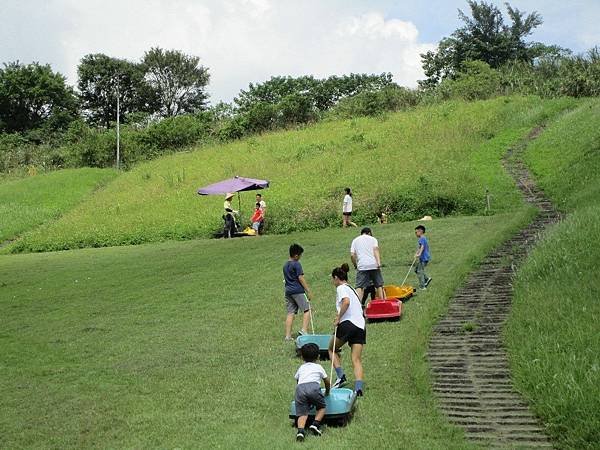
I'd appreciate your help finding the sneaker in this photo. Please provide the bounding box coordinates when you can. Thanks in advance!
[356,389,364,397]
[425,277,432,287]
[297,329,306,336]
[333,374,347,388]
[309,424,322,436]
[296,431,305,441]
[284,336,294,342]
[419,287,427,291]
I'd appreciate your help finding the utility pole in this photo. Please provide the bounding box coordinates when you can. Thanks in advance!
[116,83,120,170]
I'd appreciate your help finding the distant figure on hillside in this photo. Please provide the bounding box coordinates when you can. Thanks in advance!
[414,225,432,290]
[224,192,237,214]
[223,192,239,238]
[350,227,384,302]
[250,202,264,236]
[256,193,266,234]
[342,188,358,228]
[283,243,313,341]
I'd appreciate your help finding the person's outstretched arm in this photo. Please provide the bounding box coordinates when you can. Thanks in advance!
[334,298,350,326]
[351,252,358,269]
[324,376,331,395]
[374,246,382,267]
[298,274,312,300]
[415,244,424,259]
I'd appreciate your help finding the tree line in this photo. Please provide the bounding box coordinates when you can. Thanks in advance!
[1,0,599,174]
[0,47,210,134]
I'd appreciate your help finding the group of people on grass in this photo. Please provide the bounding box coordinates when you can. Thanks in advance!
[284,224,432,441]
[221,186,378,238]
[223,192,266,237]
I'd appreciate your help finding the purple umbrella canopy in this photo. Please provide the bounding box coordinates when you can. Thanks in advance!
[197,176,270,195]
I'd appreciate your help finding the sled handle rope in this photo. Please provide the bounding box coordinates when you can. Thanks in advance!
[306,294,315,335]
[401,257,418,286]
[330,325,338,383]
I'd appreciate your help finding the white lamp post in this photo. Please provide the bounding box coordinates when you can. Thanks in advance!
[116,83,120,170]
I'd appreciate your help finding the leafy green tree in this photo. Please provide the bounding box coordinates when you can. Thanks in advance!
[0,61,77,133]
[141,47,210,117]
[420,1,542,88]
[234,73,393,113]
[77,54,151,128]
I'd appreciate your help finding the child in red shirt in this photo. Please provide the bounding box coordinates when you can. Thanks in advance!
[251,202,264,235]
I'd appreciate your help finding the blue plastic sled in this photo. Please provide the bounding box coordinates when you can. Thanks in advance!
[289,388,357,426]
[295,334,335,359]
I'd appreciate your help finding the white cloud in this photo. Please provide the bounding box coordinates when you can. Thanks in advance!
[2,1,436,102]
[336,12,419,41]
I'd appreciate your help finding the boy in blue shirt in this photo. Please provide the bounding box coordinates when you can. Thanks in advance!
[283,243,313,341]
[414,225,432,290]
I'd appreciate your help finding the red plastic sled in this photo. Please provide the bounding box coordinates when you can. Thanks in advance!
[365,298,402,321]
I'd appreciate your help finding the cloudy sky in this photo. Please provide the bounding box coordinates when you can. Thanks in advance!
[2,0,599,103]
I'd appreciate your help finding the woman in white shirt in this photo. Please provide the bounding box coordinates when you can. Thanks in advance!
[342,187,358,228]
[328,263,365,396]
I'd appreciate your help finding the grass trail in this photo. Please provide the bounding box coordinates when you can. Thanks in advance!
[1,210,533,448]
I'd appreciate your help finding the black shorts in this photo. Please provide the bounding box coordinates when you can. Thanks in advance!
[337,320,366,345]
[343,212,352,216]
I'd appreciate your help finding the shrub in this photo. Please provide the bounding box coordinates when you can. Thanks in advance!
[276,93,318,126]
[437,61,501,101]
[141,113,212,150]
[329,86,420,118]
[0,133,67,172]
[216,115,248,141]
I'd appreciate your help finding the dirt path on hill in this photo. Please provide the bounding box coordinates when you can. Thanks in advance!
[427,126,560,448]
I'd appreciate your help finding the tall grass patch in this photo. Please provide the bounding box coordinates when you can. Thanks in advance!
[8,96,576,253]
[505,206,600,448]
[505,99,600,448]
[0,168,117,243]
[523,98,600,211]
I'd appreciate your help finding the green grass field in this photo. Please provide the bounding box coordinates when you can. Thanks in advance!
[505,98,600,449]
[6,96,576,253]
[0,210,534,449]
[2,95,598,449]
[0,168,117,244]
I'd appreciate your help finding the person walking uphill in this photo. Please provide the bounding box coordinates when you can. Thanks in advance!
[342,187,358,228]
[283,243,313,341]
[414,225,432,290]
[328,264,366,396]
[350,227,384,302]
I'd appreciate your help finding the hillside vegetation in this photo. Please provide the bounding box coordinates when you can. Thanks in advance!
[7,96,576,253]
[505,98,600,449]
[0,168,116,244]
[0,212,533,449]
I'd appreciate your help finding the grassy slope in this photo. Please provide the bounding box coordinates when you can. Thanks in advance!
[505,98,600,448]
[0,168,117,243]
[7,96,575,253]
[0,210,534,449]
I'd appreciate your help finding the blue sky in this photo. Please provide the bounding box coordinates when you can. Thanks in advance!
[1,0,598,103]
